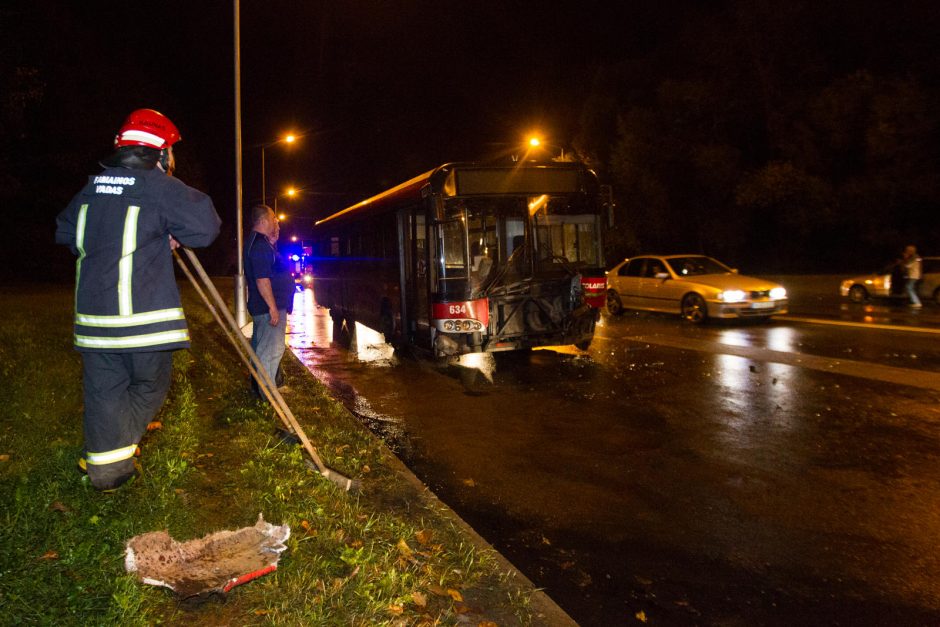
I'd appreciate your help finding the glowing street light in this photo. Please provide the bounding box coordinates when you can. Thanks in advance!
[260,132,298,206]
[273,185,297,213]
[526,134,566,160]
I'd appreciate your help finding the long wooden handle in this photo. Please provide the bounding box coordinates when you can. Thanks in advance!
[176,248,330,473]
[173,252,287,424]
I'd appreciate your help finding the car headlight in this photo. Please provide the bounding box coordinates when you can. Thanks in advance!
[719,289,747,303]
[769,287,787,300]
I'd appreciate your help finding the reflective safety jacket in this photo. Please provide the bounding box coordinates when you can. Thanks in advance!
[55,167,221,352]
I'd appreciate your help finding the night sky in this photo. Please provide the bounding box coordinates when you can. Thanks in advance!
[9,2,668,210]
[3,1,938,278]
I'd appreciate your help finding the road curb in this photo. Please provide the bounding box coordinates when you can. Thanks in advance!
[287,348,577,626]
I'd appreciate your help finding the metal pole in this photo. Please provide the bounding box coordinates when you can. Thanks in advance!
[233,0,248,327]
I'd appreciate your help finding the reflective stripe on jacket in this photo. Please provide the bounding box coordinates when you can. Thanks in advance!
[56,167,221,352]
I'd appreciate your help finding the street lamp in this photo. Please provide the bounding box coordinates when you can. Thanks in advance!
[527,135,567,160]
[272,186,297,213]
[260,133,297,206]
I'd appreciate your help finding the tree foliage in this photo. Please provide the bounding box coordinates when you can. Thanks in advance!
[580,0,940,272]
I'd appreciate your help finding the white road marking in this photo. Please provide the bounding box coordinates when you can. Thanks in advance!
[781,315,940,335]
[593,331,940,391]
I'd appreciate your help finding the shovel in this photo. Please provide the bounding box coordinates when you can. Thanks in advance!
[173,247,360,492]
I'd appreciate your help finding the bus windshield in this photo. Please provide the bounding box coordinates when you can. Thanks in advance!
[530,194,602,268]
[438,193,601,296]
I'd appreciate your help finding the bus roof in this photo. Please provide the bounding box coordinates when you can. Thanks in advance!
[315,161,595,227]
[314,167,436,226]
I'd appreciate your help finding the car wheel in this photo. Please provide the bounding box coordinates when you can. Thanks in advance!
[848,285,868,303]
[606,290,624,316]
[681,293,707,324]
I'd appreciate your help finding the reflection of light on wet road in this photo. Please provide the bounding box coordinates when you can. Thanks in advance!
[284,288,406,448]
[716,353,797,441]
[717,353,749,392]
[458,352,496,382]
[353,322,396,364]
[286,288,395,365]
[765,326,796,352]
[717,329,750,348]
[717,327,796,353]
[286,288,325,349]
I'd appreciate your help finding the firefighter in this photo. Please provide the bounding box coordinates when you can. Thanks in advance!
[55,109,221,492]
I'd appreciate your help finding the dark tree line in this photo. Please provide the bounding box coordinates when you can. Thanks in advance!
[2,1,938,280]
[574,1,940,273]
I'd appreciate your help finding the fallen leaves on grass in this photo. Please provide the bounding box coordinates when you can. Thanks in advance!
[415,529,432,545]
[411,591,427,607]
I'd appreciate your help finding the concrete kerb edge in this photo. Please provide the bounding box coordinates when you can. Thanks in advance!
[285,349,578,627]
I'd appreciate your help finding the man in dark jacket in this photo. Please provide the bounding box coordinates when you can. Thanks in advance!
[245,204,295,395]
[55,109,221,491]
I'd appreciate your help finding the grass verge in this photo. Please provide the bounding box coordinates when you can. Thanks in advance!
[0,283,537,625]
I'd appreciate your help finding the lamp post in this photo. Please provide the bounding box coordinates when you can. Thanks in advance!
[234,0,247,327]
[260,133,296,206]
[273,186,296,213]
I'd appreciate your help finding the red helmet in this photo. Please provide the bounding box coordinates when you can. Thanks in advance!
[114,109,181,149]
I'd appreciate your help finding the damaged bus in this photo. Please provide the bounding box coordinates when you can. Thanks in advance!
[310,161,607,358]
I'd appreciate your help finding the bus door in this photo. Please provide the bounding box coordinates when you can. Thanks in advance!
[502,216,529,281]
[403,205,431,348]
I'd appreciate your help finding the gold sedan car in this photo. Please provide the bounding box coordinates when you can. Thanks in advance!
[606,255,788,323]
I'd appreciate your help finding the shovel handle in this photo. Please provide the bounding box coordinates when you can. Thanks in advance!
[174,248,330,473]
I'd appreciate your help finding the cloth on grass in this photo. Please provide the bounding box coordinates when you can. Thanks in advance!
[125,514,290,599]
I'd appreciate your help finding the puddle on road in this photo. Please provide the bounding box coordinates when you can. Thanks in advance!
[286,290,412,453]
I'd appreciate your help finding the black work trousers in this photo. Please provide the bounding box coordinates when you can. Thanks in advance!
[81,351,173,489]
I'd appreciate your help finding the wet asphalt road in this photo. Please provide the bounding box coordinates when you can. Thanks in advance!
[287,276,940,626]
